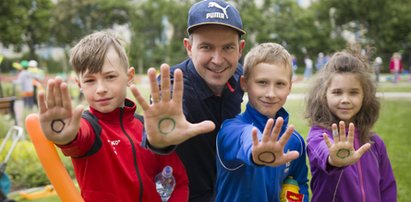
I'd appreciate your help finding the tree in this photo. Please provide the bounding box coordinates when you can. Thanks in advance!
[0,0,54,59]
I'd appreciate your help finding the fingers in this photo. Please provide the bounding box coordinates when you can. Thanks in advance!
[60,82,72,112]
[354,143,371,159]
[46,79,56,108]
[262,119,275,142]
[339,121,347,142]
[347,123,355,144]
[172,69,183,104]
[270,117,283,142]
[283,150,300,162]
[38,90,47,114]
[278,124,294,146]
[71,105,84,130]
[331,123,339,143]
[130,85,149,111]
[186,121,215,139]
[148,68,161,104]
[323,133,332,148]
[251,128,259,147]
[53,77,64,107]
[160,64,171,102]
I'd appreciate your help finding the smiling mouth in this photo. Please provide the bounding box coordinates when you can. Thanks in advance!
[206,66,229,73]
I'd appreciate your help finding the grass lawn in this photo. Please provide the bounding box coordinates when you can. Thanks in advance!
[4,75,411,201]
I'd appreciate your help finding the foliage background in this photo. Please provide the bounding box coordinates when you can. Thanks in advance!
[1,0,411,74]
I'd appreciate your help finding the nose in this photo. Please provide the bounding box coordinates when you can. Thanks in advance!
[341,94,350,104]
[265,85,276,98]
[211,50,224,66]
[96,81,107,94]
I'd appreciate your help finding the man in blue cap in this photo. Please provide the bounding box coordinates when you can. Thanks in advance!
[143,0,246,201]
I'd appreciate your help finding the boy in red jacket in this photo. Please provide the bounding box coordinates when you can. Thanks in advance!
[38,31,188,202]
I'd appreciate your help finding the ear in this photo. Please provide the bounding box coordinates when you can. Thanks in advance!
[127,67,135,86]
[184,38,192,57]
[240,76,247,92]
[238,39,245,60]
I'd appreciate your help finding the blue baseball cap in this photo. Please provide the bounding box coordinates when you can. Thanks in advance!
[187,0,245,35]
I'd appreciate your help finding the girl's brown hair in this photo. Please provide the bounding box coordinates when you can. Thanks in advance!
[305,48,379,144]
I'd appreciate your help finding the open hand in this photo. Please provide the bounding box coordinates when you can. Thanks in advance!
[38,77,83,145]
[323,121,371,167]
[131,64,215,148]
[251,117,299,167]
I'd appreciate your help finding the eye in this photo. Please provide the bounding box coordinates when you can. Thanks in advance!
[223,44,235,51]
[107,75,117,80]
[257,80,268,85]
[199,45,210,50]
[332,90,342,95]
[83,78,94,83]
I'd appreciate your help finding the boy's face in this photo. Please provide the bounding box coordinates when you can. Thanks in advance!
[184,24,245,95]
[326,73,363,123]
[240,62,292,118]
[77,46,134,113]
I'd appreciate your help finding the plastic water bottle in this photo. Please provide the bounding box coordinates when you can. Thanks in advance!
[155,165,176,202]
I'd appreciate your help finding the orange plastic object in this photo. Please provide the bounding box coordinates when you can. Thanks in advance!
[25,114,83,202]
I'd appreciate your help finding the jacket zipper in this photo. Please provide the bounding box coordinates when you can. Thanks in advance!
[355,135,366,202]
[120,109,143,202]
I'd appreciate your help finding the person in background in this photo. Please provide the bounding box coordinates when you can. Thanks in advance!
[389,52,402,83]
[305,49,397,202]
[303,55,313,80]
[373,56,383,82]
[14,60,35,109]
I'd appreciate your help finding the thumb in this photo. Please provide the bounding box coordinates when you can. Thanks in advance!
[71,105,84,130]
[354,143,371,159]
[186,121,215,138]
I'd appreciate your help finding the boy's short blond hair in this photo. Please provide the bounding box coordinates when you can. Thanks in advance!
[70,31,129,75]
[243,43,293,80]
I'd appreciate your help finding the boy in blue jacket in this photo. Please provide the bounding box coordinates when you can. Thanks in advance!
[216,43,309,202]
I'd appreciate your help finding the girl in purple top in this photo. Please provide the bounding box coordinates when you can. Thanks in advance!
[305,49,397,202]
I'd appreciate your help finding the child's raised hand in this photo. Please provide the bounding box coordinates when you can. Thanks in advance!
[251,117,299,167]
[131,64,215,149]
[323,121,371,167]
[38,77,83,145]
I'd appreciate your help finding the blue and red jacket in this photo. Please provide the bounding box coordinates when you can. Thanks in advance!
[58,99,189,202]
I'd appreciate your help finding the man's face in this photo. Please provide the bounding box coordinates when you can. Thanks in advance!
[184,24,245,95]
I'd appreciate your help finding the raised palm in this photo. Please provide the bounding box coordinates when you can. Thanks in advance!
[38,77,83,145]
[323,121,371,167]
[251,117,299,167]
[131,64,215,149]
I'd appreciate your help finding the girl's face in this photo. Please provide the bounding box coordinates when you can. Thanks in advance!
[240,62,291,118]
[326,73,363,122]
[78,46,134,113]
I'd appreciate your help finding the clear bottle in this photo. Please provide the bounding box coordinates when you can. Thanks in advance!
[155,165,176,202]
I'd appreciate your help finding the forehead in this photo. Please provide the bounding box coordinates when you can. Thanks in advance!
[329,73,362,89]
[82,47,124,76]
[250,62,291,80]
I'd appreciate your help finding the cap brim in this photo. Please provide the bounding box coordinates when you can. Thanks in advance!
[187,22,246,35]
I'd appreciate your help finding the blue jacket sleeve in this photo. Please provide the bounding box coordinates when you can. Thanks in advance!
[217,120,259,169]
